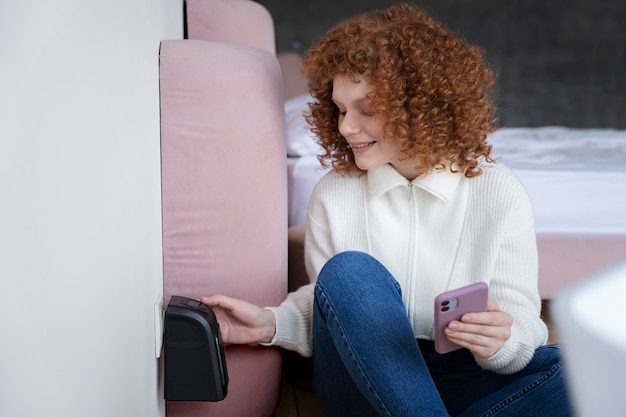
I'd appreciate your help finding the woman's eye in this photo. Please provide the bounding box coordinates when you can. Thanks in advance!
[336,108,372,117]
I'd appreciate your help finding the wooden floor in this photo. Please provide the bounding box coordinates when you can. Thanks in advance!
[275,381,325,417]
[275,301,559,417]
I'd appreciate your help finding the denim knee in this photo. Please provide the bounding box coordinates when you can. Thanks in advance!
[526,344,563,374]
[315,251,402,297]
[318,251,375,278]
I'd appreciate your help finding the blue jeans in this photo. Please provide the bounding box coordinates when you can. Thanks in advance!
[312,251,572,417]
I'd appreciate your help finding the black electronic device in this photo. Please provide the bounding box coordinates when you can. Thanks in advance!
[164,295,228,402]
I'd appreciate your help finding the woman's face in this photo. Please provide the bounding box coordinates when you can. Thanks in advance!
[332,75,419,180]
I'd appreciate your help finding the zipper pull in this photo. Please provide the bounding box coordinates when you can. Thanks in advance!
[408,182,413,202]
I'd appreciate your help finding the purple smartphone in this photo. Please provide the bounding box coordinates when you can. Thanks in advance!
[433,282,489,354]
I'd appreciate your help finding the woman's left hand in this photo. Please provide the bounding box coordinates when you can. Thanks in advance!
[444,300,512,359]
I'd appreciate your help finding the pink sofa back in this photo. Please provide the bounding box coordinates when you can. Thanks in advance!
[278,52,309,100]
[538,233,626,299]
[185,0,276,54]
[160,39,287,416]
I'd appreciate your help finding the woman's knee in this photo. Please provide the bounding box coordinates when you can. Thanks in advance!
[318,251,385,284]
[521,344,565,378]
[533,344,563,368]
[315,251,401,297]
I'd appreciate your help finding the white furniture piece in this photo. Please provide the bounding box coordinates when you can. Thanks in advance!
[552,261,626,417]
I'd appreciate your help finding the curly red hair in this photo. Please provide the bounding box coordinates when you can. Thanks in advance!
[303,2,496,177]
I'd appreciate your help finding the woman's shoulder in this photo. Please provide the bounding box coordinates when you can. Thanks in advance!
[313,169,367,194]
[308,169,367,221]
[473,160,526,191]
[470,160,533,215]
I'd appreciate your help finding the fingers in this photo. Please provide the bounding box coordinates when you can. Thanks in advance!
[444,331,501,358]
[200,294,235,309]
[487,300,500,312]
[445,309,512,358]
[197,294,277,345]
[447,320,509,344]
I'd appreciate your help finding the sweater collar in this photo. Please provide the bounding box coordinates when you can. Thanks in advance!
[367,164,463,202]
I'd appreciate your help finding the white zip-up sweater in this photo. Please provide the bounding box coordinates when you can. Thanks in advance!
[268,162,548,374]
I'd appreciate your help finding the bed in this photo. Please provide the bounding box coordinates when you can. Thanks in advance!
[279,54,626,299]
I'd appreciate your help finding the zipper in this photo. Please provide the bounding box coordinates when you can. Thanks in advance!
[406,181,417,324]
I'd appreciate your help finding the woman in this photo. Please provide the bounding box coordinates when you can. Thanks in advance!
[201,3,572,416]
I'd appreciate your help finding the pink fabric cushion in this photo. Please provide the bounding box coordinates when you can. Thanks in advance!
[277,52,308,99]
[160,39,287,417]
[538,233,626,299]
[185,0,276,54]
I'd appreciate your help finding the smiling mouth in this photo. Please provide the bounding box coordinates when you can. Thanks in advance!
[350,141,377,149]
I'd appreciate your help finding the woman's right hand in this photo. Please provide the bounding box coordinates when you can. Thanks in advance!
[199,294,277,346]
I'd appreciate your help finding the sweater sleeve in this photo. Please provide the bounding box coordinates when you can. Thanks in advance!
[475,222,548,374]
[264,283,314,357]
[262,176,336,357]
[475,173,549,374]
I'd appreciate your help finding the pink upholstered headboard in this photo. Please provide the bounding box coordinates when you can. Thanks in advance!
[185,0,276,55]
[278,52,308,100]
[160,39,287,416]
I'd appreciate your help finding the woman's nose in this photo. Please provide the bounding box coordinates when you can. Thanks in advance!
[338,113,361,137]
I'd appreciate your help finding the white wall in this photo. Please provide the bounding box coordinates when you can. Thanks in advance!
[0,1,181,415]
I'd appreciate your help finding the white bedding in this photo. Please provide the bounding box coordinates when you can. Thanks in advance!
[490,127,626,234]
[287,126,626,233]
